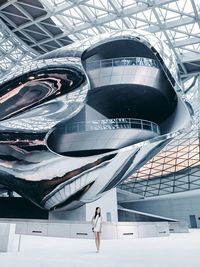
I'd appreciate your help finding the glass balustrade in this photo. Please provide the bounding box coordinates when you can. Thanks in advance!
[86,57,160,70]
[62,118,160,135]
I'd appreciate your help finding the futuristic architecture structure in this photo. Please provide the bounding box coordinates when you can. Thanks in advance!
[0,28,192,210]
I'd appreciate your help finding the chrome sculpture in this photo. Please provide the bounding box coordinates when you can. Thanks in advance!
[0,29,192,210]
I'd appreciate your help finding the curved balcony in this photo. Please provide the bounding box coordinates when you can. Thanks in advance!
[61,118,160,135]
[86,57,160,70]
[84,56,177,126]
[47,118,160,157]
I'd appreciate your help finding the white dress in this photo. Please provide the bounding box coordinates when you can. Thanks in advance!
[92,216,102,232]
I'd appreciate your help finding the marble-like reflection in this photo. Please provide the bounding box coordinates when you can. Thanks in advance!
[0,67,85,121]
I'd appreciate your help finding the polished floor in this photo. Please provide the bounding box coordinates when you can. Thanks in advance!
[1,230,200,267]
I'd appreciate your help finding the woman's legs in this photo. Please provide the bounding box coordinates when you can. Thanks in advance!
[94,232,98,250]
[94,232,101,252]
[97,232,101,251]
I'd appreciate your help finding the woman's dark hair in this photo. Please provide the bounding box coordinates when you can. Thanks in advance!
[94,207,101,219]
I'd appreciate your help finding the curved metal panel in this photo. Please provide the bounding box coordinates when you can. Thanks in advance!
[0,29,193,210]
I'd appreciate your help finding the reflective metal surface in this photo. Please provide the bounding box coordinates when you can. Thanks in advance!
[0,58,88,132]
[47,118,160,157]
[86,57,160,70]
[0,29,192,210]
[52,118,160,134]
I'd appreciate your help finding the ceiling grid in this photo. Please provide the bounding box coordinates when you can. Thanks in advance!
[0,0,199,78]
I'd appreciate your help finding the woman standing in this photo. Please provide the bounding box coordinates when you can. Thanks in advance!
[92,207,102,252]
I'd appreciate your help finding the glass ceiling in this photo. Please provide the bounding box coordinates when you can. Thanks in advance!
[42,0,200,76]
[0,0,199,79]
[0,18,38,77]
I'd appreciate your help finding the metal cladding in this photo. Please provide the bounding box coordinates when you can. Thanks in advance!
[0,29,192,210]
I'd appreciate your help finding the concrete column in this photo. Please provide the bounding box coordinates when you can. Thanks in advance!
[0,223,19,252]
[85,188,118,222]
[49,188,118,222]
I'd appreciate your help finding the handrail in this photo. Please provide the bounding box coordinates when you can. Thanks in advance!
[86,57,159,70]
[62,118,160,135]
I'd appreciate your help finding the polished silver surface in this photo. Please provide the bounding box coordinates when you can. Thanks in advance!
[87,65,161,88]
[54,118,160,134]
[47,118,160,157]
[86,57,160,70]
[0,29,192,210]
[0,57,89,132]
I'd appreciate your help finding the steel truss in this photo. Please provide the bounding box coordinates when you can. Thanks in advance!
[0,0,199,78]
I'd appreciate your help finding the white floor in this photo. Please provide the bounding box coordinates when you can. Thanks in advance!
[1,230,200,267]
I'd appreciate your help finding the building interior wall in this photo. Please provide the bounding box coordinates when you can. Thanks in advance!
[121,189,200,228]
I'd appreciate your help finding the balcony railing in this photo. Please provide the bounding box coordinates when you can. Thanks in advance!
[62,118,160,135]
[86,57,160,70]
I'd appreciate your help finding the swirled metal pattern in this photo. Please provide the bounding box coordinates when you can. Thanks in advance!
[0,29,192,210]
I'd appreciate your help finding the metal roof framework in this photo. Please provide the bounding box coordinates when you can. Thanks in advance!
[0,0,199,79]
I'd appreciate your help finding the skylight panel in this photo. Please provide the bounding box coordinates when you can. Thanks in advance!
[168,30,189,41]
[43,0,66,7]
[116,0,138,8]
[174,23,200,36]
[153,31,167,42]
[113,18,125,28]
[10,48,23,60]
[20,55,33,63]
[179,0,194,14]
[184,44,200,53]
[61,14,84,27]
[0,57,12,70]
[179,47,195,55]
[51,16,64,27]
[81,26,100,36]
[86,0,109,10]
[20,44,29,51]
[97,25,110,33]
[135,19,149,28]
[1,40,14,52]
[83,5,108,18]
[0,31,4,41]
[103,20,119,30]
[183,76,196,89]
[68,33,81,41]
[194,0,200,9]
[63,6,87,21]
[141,9,157,24]
[88,26,99,34]
[125,17,136,27]
[165,29,176,40]
[156,7,181,22]
[130,16,153,30]
[78,30,92,37]
[188,22,200,35]
[162,1,182,13]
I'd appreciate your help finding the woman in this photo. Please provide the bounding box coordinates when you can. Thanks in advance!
[92,207,102,252]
